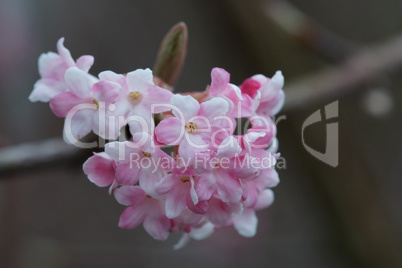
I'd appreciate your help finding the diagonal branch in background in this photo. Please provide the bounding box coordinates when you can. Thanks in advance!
[0,138,80,175]
[261,0,402,111]
[283,34,402,112]
[264,0,359,61]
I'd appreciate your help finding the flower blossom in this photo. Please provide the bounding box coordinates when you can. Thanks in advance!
[83,152,119,194]
[115,186,171,240]
[49,67,121,140]
[29,37,95,102]
[104,132,174,196]
[29,37,285,247]
[155,171,205,219]
[155,94,230,160]
[99,68,174,136]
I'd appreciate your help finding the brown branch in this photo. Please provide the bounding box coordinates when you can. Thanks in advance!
[0,138,80,174]
[263,0,359,60]
[283,34,402,111]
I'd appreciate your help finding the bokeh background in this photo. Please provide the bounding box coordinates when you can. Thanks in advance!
[1,0,402,267]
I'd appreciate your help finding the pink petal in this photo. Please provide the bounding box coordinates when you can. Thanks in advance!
[152,148,175,172]
[189,177,199,205]
[29,80,65,102]
[244,169,277,199]
[56,37,75,67]
[92,80,120,104]
[226,84,243,101]
[64,67,93,98]
[170,95,199,122]
[50,91,86,117]
[173,233,191,250]
[143,86,174,113]
[92,109,123,140]
[126,68,154,93]
[247,121,276,149]
[99,70,128,88]
[155,117,183,145]
[195,176,216,201]
[215,169,243,204]
[114,162,140,185]
[76,55,94,72]
[132,132,154,153]
[254,189,274,210]
[186,194,208,214]
[222,92,241,117]
[198,125,229,147]
[267,137,279,153]
[250,74,269,85]
[178,135,209,162]
[253,149,276,169]
[105,141,141,162]
[206,198,232,225]
[189,222,215,240]
[108,180,118,195]
[242,184,258,209]
[114,186,146,206]
[271,90,285,115]
[210,67,230,96]
[216,136,242,159]
[175,208,204,225]
[38,51,63,78]
[260,169,280,188]
[259,71,284,100]
[191,150,214,174]
[239,78,260,98]
[139,167,163,197]
[233,209,257,237]
[63,108,93,141]
[127,107,154,135]
[239,94,257,117]
[155,174,177,195]
[165,187,187,219]
[118,206,146,229]
[143,216,170,241]
[258,90,285,116]
[230,155,259,179]
[245,131,266,147]
[256,71,285,116]
[83,152,115,187]
[242,171,276,208]
[198,97,229,121]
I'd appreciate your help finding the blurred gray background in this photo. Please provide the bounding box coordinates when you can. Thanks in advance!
[0,0,402,267]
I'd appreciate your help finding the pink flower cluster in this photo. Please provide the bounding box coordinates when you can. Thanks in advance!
[30,38,285,247]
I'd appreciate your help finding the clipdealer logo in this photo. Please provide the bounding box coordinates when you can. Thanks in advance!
[302,101,339,167]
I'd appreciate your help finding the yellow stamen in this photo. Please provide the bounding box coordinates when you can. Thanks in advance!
[93,98,99,109]
[185,122,197,133]
[129,91,141,101]
[142,151,151,157]
[181,176,190,183]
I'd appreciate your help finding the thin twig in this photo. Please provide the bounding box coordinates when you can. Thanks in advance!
[0,138,79,174]
[283,34,402,111]
[264,0,359,60]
